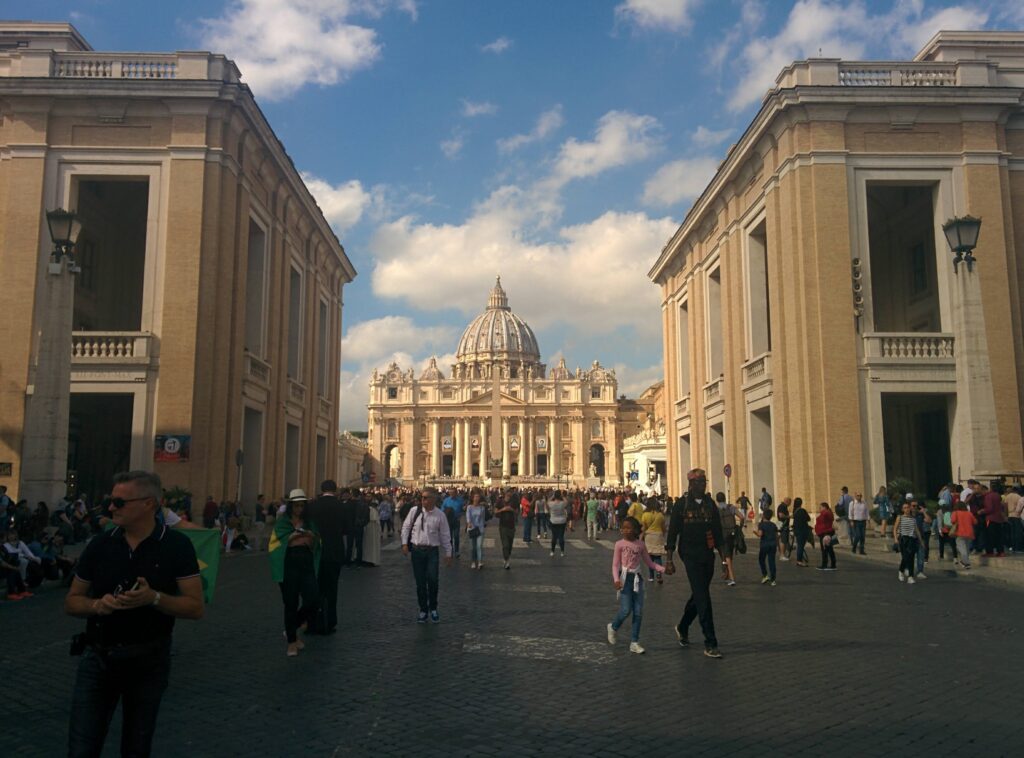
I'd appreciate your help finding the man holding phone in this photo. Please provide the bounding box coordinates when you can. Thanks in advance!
[64,470,203,757]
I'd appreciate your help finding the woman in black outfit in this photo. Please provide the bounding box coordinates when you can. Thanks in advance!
[792,498,811,566]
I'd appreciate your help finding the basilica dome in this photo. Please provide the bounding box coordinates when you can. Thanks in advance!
[455,277,541,367]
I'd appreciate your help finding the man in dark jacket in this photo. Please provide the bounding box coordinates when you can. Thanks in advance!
[664,468,727,659]
[345,490,370,567]
[306,480,345,634]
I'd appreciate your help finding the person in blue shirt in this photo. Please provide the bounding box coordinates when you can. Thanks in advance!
[441,490,465,557]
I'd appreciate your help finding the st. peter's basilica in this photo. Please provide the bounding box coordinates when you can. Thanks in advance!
[367,277,652,487]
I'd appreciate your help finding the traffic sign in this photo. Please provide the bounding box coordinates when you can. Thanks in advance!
[723,463,732,478]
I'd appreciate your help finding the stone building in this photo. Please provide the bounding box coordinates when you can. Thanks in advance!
[0,23,356,504]
[367,277,644,486]
[649,31,1024,503]
[621,381,668,495]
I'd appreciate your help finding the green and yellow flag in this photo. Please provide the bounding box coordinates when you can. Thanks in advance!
[183,528,222,604]
[268,516,321,582]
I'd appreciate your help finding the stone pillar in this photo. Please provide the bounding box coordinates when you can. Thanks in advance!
[572,418,585,479]
[523,419,533,476]
[480,419,488,479]
[502,417,510,478]
[951,270,1003,476]
[430,418,440,477]
[19,259,76,507]
[551,417,560,475]
[454,419,464,477]
[463,418,472,478]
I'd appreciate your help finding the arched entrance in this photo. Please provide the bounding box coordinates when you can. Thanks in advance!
[589,444,605,478]
[383,444,399,481]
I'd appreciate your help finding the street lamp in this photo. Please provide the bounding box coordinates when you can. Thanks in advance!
[45,208,83,261]
[942,215,982,274]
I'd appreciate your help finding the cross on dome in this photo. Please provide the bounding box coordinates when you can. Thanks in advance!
[487,275,509,311]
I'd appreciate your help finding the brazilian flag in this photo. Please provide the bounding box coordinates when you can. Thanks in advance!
[183,528,222,604]
[269,516,321,583]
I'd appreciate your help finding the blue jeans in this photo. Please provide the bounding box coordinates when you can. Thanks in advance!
[469,533,484,563]
[410,546,440,612]
[611,573,645,642]
[917,535,929,573]
[523,517,534,542]
[68,639,171,758]
[850,520,866,552]
[758,544,777,579]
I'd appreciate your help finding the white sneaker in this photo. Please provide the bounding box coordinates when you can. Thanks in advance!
[607,623,617,644]
[917,572,927,579]
[907,576,916,584]
[550,551,555,557]
[470,562,477,569]
[629,642,645,654]
[898,571,905,582]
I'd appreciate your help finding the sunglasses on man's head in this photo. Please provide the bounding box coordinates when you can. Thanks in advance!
[104,496,151,509]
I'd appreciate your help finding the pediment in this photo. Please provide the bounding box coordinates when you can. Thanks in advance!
[465,389,526,406]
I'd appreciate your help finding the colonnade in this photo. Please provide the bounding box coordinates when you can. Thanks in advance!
[425,416,562,478]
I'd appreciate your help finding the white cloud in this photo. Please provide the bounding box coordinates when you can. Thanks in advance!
[726,0,989,112]
[480,36,513,53]
[342,316,458,364]
[497,105,565,153]
[300,173,378,233]
[198,0,416,100]
[691,125,734,148]
[613,361,665,397]
[615,0,701,32]
[461,99,498,117]
[368,207,676,336]
[548,110,661,187]
[642,156,719,207]
[440,132,465,159]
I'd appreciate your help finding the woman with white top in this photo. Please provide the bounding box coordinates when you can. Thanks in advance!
[548,491,570,557]
[466,491,487,569]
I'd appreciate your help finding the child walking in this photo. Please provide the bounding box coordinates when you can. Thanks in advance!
[607,517,665,654]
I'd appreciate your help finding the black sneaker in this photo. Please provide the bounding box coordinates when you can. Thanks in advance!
[704,647,723,659]
[674,625,689,648]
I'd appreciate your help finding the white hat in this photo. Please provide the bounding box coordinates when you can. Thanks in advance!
[288,488,309,502]
[905,492,914,501]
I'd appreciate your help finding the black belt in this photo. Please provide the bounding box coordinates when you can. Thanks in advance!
[411,544,438,550]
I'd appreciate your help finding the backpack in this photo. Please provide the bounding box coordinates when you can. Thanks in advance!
[443,505,459,531]
[835,501,847,518]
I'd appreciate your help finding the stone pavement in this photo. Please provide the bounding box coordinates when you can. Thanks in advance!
[2,527,1022,757]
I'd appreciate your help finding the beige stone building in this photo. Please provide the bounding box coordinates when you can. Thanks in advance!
[367,277,645,487]
[649,31,1024,504]
[0,23,356,504]
[621,381,668,495]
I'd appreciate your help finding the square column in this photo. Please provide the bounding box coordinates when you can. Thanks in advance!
[523,419,533,476]
[502,417,510,477]
[454,419,463,477]
[480,419,488,478]
[430,419,440,477]
[463,418,472,477]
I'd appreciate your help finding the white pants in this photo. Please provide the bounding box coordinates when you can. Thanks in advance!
[587,520,598,540]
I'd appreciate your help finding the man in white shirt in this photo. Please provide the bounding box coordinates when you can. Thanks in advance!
[401,488,453,623]
[849,492,869,555]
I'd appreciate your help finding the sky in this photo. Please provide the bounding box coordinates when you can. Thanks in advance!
[11,0,1024,431]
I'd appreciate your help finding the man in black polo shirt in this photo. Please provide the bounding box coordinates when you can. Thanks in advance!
[65,470,203,757]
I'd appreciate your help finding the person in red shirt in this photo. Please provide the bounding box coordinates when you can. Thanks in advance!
[983,482,1007,557]
[814,503,837,571]
[950,502,976,568]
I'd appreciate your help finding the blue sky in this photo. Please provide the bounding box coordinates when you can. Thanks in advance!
[11,0,1023,430]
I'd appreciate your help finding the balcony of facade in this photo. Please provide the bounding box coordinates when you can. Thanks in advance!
[861,332,955,386]
[70,331,155,383]
[702,377,725,419]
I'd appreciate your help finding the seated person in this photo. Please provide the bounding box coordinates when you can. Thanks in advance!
[3,528,41,599]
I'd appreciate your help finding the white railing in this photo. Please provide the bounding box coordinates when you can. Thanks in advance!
[288,380,306,405]
[863,333,955,361]
[838,64,956,87]
[55,55,177,79]
[742,352,772,385]
[245,354,271,384]
[678,394,690,417]
[703,378,723,404]
[71,331,152,361]
[0,50,240,82]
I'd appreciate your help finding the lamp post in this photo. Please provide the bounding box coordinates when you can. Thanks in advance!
[19,208,82,507]
[942,215,982,273]
[942,213,1002,478]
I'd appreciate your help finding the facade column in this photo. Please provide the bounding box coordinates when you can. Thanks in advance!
[551,417,560,476]
[480,419,488,479]
[430,418,440,477]
[572,417,584,479]
[454,419,464,477]
[502,417,510,478]
[463,418,472,478]
[524,419,533,476]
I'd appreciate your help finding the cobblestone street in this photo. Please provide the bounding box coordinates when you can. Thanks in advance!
[3,531,1022,757]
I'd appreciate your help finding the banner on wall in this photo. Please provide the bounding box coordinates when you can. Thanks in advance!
[154,435,191,463]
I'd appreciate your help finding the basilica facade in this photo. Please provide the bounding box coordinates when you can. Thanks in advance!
[367,278,646,486]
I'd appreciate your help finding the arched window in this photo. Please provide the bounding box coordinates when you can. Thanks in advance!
[420,423,427,438]
[562,422,570,437]
[509,421,519,436]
